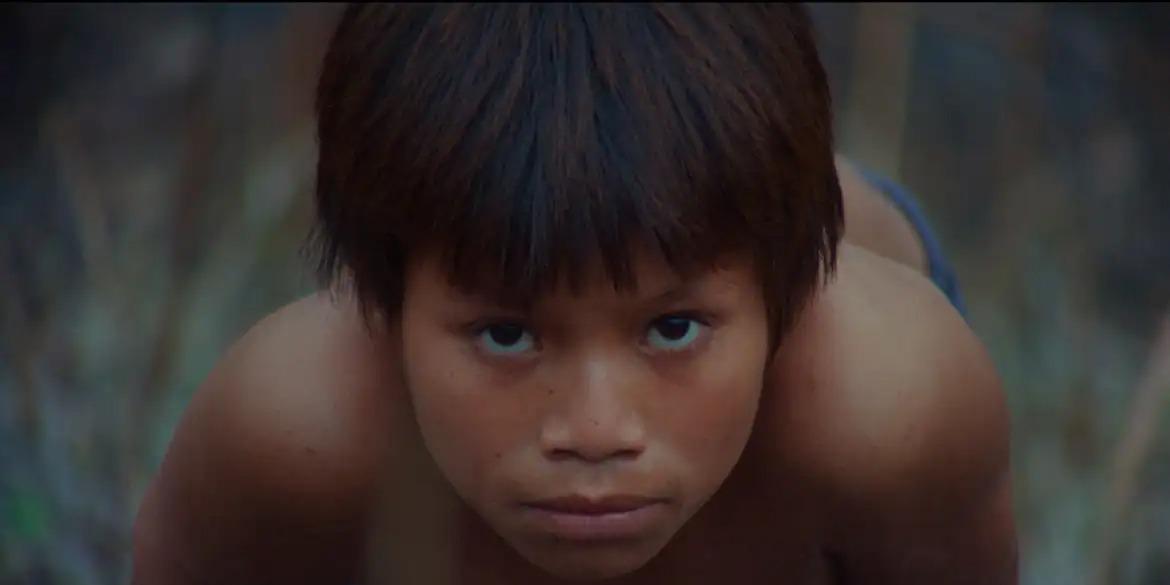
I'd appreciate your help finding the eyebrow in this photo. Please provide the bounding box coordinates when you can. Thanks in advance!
[642,281,699,306]
[454,281,697,310]
[455,289,535,312]
[449,270,725,314]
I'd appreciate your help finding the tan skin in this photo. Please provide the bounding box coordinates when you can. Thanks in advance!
[132,159,1016,584]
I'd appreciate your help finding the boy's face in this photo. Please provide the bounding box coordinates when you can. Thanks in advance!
[400,246,770,579]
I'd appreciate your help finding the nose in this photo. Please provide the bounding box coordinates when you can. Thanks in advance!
[539,352,648,463]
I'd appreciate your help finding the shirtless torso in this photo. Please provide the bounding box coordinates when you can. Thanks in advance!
[132,162,1016,584]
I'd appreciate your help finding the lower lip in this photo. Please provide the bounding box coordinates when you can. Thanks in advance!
[520,502,668,541]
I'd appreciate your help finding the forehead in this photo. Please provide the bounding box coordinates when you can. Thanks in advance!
[406,243,758,306]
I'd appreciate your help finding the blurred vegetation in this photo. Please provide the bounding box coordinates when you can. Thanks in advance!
[0,4,1167,584]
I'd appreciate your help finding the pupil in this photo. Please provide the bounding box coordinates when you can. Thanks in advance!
[657,318,690,340]
[490,325,523,345]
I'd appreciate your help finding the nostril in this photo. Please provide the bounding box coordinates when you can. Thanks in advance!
[539,417,647,462]
[544,444,644,463]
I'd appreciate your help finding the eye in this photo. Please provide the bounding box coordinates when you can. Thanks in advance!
[476,323,536,355]
[645,315,705,352]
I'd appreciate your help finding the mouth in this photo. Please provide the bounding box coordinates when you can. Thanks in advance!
[519,494,669,541]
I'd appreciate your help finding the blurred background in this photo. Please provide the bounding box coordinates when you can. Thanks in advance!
[1,3,1167,584]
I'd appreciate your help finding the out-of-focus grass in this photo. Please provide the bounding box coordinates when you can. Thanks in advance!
[0,4,1166,584]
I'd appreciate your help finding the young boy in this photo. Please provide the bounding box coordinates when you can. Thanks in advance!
[133,5,1016,584]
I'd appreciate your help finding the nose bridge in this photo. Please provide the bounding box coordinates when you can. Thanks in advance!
[541,347,647,462]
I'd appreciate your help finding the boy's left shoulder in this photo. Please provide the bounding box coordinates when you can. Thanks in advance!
[762,244,1016,581]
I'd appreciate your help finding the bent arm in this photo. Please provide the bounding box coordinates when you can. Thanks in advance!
[834,318,1018,584]
[131,297,393,585]
[798,266,1019,584]
[834,469,1017,584]
[131,379,367,585]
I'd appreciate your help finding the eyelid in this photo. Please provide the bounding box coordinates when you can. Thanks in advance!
[651,310,713,327]
[641,311,715,353]
[469,319,541,356]
[462,310,717,353]
[465,314,531,334]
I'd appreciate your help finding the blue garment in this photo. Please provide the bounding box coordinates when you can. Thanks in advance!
[856,167,969,319]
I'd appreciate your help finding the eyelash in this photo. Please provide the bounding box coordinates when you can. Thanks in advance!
[644,312,713,354]
[467,311,715,354]
[658,311,711,327]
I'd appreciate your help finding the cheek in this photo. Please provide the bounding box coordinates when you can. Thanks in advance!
[660,325,768,486]
[401,320,525,494]
[682,364,763,453]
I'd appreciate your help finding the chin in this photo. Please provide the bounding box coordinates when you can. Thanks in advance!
[511,538,668,582]
[527,550,654,581]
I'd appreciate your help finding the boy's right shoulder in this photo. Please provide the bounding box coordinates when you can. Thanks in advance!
[134,291,406,583]
[193,290,406,500]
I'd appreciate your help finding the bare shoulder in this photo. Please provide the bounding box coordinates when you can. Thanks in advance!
[174,290,403,510]
[766,243,1010,513]
[133,291,404,583]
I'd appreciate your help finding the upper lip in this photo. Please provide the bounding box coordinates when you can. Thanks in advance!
[524,494,665,515]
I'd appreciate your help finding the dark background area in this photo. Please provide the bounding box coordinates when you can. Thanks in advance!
[1,4,1167,584]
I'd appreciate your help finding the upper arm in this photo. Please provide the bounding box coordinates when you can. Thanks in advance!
[822,269,1017,583]
[132,295,397,585]
[769,250,1016,584]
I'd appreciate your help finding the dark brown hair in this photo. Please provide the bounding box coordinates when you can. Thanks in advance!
[310,3,842,346]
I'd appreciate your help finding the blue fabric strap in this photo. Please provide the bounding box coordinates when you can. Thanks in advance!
[855,167,970,320]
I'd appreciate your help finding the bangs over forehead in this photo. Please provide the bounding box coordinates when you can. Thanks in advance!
[312,4,843,340]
